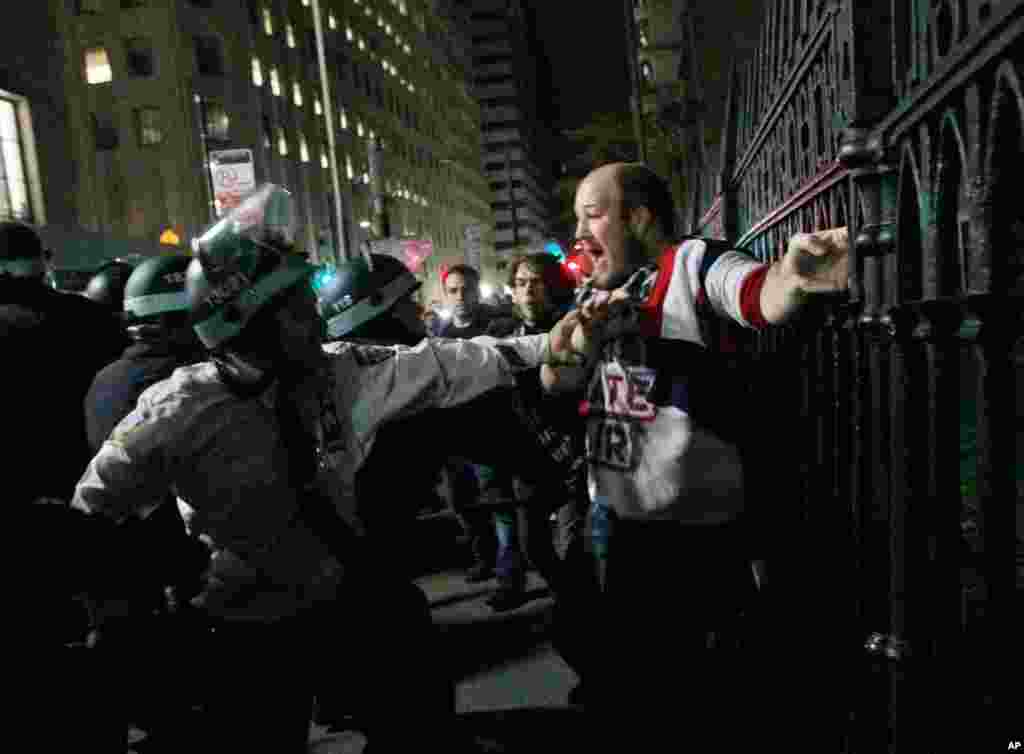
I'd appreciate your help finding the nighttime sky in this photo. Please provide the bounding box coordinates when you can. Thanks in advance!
[526,0,632,130]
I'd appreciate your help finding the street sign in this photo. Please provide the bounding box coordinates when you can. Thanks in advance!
[209,148,255,218]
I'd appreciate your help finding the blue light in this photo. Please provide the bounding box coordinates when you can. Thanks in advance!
[311,264,337,294]
[544,241,565,261]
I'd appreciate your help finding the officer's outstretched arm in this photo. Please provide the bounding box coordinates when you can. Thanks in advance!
[337,330,575,431]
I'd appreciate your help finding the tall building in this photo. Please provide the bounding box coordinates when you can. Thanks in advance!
[0,0,493,299]
[625,0,760,232]
[460,0,555,260]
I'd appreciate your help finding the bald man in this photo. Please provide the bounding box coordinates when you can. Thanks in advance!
[547,162,849,743]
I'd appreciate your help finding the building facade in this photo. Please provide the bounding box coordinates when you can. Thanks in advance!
[460,0,554,261]
[625,0,760,232]
[0,0,494,299]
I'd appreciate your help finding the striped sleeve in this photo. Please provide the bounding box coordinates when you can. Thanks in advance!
[699,242,770,329]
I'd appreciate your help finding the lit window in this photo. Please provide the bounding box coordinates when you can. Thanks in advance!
[270,67,281,96]
[377,14,383,28]
[84,47,113,84]
[362,171,369,184]
[314,98,322,115]
[399,0,407,16]
[329,14,337,30]
[135,107,163,146]
[382,58,389,72]
[293,82,303,107]
[386,23,392,35]
[301,0,309,6]
[345,26,354,42]
[340,108,348,129]
[639,32,648,48]
[357,120,364,137]
[0,98,31,221]
[346,155,354,180]
[321,151,329,169]
[300,136,310,163]
[277,130,288,156]
[404,43,411,55]
[286,24,296,48]
[409,82,415,93]
[364,6,371,18]
[369,129,375,141]
[358,37,365,51]
[251,57,263,86]
[262,7,273,35]
[353,0,360,5]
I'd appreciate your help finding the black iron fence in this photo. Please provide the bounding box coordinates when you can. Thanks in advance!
[693,2,1022,750]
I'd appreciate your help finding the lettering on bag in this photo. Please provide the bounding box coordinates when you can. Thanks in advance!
[601,362,656,421]
[587,418,633,470]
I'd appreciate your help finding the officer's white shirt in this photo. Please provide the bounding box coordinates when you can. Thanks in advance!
[72,334,549,621]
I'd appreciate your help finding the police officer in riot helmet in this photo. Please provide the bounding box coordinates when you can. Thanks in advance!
[86,255,205,454]
[72,184,589,751]
[81,254,211,749]
[5,221,136,752]
[2,221,125,505]
[318,252,426,347]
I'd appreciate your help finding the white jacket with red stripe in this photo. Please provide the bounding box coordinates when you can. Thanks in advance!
[579,238,769,523]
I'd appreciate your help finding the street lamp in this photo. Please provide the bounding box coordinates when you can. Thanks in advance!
[311,0,351,261]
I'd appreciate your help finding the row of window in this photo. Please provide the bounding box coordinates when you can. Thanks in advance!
[89,96,232,151]
[84,35,226,84]
[91,107,164,150]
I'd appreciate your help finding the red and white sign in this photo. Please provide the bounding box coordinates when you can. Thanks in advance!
[209,149,256,217]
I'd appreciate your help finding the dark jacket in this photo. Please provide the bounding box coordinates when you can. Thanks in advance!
[84,340,204,454]
[2,278,126,505]
[437,314,491,339]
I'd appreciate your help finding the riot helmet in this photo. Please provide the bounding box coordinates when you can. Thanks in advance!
[83,260,135,311]
[317,253,423,344]
[122,255,194,342]
[186,183,315,350]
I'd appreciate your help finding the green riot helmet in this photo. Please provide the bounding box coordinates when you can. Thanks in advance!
[317,253,421,341]
[122,255,192,340]
[83,260,136,311]
[186,183,314,349]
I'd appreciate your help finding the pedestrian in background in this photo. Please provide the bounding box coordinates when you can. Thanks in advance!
[438,264,501,583]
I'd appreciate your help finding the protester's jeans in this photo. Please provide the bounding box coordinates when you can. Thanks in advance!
[446,457,497,568]
[493,506,526,590]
